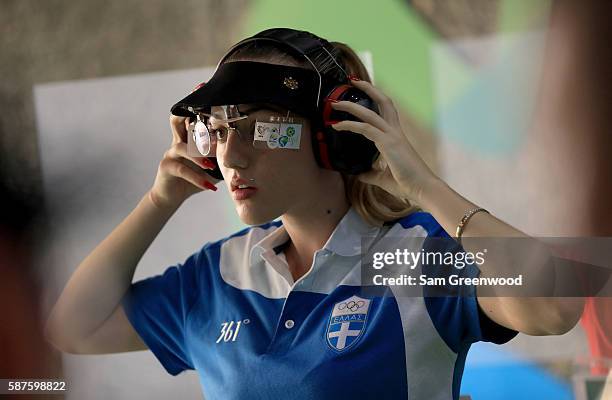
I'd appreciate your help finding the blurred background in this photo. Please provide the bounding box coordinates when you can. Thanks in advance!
[1,0,610,399]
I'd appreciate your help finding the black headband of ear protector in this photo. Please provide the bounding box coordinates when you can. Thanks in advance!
[170,28,380,180]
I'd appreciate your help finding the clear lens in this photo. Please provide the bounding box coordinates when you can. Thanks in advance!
[186,105,303,158]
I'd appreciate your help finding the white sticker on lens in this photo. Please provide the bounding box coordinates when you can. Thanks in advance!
[267,131,279,149]
[194,120,211,155]
[254,121,281,149]
[254,121,279,141]
[254,119,302,150]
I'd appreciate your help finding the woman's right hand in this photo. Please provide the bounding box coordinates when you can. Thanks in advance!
[149,115,220,210]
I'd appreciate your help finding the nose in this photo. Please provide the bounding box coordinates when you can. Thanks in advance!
[220,128,251,170]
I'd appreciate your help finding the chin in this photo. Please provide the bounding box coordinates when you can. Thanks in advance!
[234,202,281,226]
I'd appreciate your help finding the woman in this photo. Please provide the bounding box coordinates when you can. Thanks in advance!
[45,28,584,399]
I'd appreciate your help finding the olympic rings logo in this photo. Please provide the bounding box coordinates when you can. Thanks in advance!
[337,300,365,312]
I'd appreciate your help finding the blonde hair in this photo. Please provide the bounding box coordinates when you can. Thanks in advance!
[224,38,418,226]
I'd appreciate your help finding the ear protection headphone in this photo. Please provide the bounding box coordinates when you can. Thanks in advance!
[203,28,380,179]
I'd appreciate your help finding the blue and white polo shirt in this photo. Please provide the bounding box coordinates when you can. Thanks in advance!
[121,205,517,400]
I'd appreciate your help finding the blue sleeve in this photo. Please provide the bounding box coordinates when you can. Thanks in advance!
[399,212,518,353]
[425,288,519,352]
[120,250,204,375]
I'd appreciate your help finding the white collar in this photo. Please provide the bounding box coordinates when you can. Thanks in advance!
[249,205,380,264]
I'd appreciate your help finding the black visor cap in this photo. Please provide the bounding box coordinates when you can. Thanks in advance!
[171,61,329,120]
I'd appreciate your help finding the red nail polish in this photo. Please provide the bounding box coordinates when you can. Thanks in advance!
[199,158,215,169]
[328,99,340,103]
[203,180,217,191]
[348,74,360,81]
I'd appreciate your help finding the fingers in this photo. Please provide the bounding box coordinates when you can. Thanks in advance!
[160,157,218,191]
[330,101,391,133]
[170,115,189,144]
[347,79,400,125]
[348,79,387,105]
[166,142,217,171]
[330,120,385,142]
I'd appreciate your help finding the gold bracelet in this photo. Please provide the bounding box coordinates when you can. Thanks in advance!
[456,207,489,244]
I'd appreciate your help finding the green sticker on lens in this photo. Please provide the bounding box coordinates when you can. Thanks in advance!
[279,135,289,147]
[279,123,301,149]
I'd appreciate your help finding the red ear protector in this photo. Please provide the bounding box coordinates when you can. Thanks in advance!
[317,83,380,174]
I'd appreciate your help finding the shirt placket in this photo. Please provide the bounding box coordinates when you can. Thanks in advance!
[264,249,330,354]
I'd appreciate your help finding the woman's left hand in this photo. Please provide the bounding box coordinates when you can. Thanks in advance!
[330,78,440,203]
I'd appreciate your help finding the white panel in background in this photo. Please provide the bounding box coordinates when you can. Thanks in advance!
[357,50,375,84]
[34,68,248,400]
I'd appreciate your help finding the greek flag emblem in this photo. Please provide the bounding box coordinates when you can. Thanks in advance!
[326,295,371,352]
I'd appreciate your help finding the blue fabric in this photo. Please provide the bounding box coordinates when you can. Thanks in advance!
[121,250,203,375]
[122,245,407,398]
[121,212,518,399]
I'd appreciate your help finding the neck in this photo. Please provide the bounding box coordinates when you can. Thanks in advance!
[281,174,350,282]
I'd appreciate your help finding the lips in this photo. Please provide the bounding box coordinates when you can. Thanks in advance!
[232,187,257,200]
[230,177,257,192]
